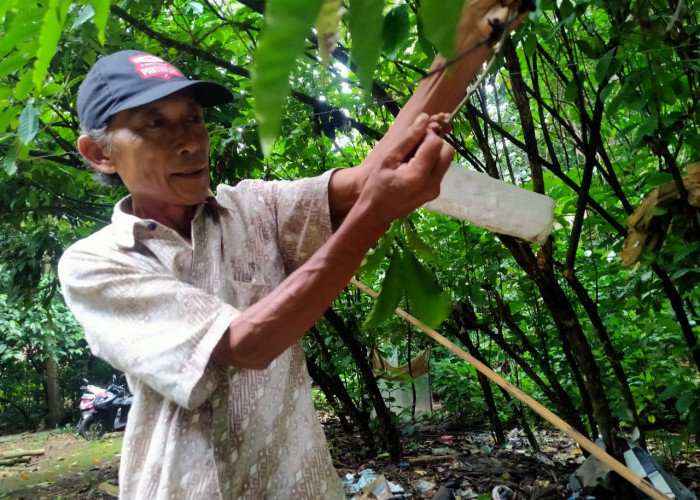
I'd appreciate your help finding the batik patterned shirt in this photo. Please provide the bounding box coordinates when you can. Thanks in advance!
[58,171,344,499]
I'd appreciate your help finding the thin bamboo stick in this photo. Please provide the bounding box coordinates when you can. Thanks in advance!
[350,277,670,500]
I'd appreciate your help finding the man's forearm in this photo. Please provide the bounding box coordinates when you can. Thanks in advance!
[328,45,495,222]
[212,194,388,369]
[211,122,453,370]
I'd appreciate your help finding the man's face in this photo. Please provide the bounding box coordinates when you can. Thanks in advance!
[107,90,211,208]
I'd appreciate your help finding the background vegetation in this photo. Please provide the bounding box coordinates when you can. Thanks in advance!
[0,0,698,465]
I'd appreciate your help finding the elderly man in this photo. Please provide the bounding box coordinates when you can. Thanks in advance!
[59,3,516,497]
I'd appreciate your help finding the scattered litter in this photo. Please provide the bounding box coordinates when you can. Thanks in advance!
[344,469,406,499]
[357,475,393,500]
[414,479,436,494]
[492,484,516,500]
[535,453,555,466]
[568,438,697,500]
[436,435,454,446]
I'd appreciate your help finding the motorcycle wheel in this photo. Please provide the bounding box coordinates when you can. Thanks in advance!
[79,414,107,440]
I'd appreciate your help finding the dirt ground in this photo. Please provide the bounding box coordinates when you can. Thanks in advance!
[0,431,121,500]
[2,418,700,499]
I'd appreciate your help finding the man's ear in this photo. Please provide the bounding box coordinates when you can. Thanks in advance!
[77,135,117,174]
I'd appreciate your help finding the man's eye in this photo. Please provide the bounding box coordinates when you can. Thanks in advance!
[144,118,164,129]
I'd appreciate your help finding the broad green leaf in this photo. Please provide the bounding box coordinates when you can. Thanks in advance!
[645,171,673,187]
[363,250,405,329]
[91,0,111,45]
[0,52,32,79]
[14,71,34,101]
[0,0,19,21]
[71,4,95,30]
[3,150,18,176]
[418,0,465,60]
[348,0,385,93]
[18,104,39,145]
[0,10,41,59]
[522,34,538,58]
[416,15,436,58]
[33,0,70,90]
[403,220,434,260]
[0,105,22,134]
[360,221,399,274]
[402,250,452,329]
[252,0,324,154]
[564,79,578,102]
[382,4,410,60]
[594,48,614,86]
[316,0,342,66]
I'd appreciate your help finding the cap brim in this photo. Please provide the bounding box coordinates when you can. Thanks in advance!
[113,80,233,115]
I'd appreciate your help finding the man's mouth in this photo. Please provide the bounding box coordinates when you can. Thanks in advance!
[172,167,207,178]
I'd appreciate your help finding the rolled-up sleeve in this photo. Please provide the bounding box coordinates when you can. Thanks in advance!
[216,170,334,272]
[58,247,239,410]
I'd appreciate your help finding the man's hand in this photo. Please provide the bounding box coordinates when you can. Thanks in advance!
[356,113,454,228]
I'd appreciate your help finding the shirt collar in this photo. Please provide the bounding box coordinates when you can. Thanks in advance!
[111,192,218,248]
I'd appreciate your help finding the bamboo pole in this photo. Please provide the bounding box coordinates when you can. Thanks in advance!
[0,449,44,460]
[350,278,671,500]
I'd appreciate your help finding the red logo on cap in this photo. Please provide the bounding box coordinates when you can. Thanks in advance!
[129,55,183,79]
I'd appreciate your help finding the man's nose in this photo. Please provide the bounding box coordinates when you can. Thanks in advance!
[174,122,203,155]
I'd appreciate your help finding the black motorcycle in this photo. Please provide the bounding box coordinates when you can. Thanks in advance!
[78,374,133,440]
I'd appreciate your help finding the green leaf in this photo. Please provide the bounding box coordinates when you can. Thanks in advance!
[403,250,451,329]
[71,4,95,30]
[594,48,614,86]
[348,0,385,93]
[418,0,465,60]
[403,220,434,260]
[0,9,41,59]
[14,70,34,101]
[360,222,399,274]
[3,149,18,176]
[315,0,342,65]
[382,4,409,60]
[0,105,22,134]
[0,51,32,79]
[522,34,538,58]
[564,79,578,102]
[18,104,39,145]
[90,0,110,45]
[645,171,673,187]
[33,0,70,89]
[252,0,323,154]
[363,250,405,329]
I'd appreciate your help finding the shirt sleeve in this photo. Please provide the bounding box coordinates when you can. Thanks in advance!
[58,243,239,410]
[216,169,335,272]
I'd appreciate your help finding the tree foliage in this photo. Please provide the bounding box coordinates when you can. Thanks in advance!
[0,0,698,463]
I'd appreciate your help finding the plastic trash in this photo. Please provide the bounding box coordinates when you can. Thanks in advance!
[424,163,556,244]
[415,479,436,494]
[568,438,697,500]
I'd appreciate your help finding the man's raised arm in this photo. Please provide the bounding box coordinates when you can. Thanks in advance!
[329,0,526,224]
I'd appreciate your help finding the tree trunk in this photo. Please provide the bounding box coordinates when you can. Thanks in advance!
[45,356,62,428]
[307,328,376,451]
[324,308,403,460]
[305,355,354,433]
[502,238,620,457]
[561,266,644,445]
[449,323,506,445]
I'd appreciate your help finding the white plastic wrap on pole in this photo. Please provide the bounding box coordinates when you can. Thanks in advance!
[423,163,556,244]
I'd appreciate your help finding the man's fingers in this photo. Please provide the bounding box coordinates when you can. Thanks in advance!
[388,113,430,164]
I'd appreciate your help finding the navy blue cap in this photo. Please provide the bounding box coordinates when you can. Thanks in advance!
[77,50,233,130]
